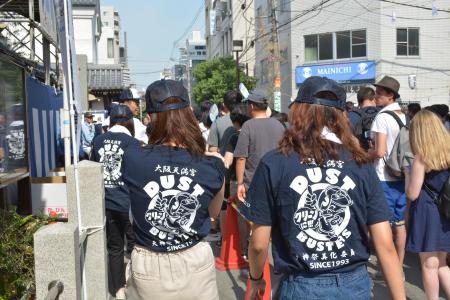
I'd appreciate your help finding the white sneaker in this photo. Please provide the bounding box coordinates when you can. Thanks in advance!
[115,288,126,300]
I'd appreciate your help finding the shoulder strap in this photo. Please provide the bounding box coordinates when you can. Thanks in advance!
[351,110,362,118]
[381,110,405,129]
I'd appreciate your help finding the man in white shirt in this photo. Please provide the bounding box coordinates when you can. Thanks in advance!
[103,88,148,144]
[370,75,407,272]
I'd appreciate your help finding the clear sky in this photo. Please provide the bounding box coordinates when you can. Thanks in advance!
[101,0,205,91]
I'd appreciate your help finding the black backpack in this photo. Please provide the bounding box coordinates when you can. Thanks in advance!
[352,107,380,150]
[424,172,450,220]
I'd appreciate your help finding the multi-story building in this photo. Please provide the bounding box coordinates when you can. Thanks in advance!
[72,0,102,64]
[205,0,255,76]
[255,0,450,112]
[72,1,131,110]
[177,31,206,100]
[98,6,120,65]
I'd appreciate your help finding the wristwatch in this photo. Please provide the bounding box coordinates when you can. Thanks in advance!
[249,272,264,281]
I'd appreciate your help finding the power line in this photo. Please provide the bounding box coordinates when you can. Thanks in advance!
[353,0,450,20]
[378,0,450,13]
[168,2,204,62]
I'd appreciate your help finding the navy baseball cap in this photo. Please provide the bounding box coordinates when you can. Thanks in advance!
[110,104,133,123]
[119,88,140,102]
[291,76,346,110]
[145,79,190,113]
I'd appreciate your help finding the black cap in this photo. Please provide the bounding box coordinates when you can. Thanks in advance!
[247,89,268,104]
[110,104,133,123]
[119,88,140,102]
[145,79,190,113]
[84,111,94,118]
[291,76,346,110]
[425,104,449,119]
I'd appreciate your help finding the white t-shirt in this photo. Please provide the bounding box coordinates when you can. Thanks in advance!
[102,117,148,144]
[371,102,406,181]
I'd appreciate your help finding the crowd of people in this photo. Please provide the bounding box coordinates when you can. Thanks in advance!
[81,75,449,300]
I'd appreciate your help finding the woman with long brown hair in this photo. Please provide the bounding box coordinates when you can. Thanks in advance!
[122,80,225,300]
[406,110,450,300]
[241,77,405,299]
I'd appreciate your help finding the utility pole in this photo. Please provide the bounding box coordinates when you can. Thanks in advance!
[233,40,243,92]
[270,0,281,112]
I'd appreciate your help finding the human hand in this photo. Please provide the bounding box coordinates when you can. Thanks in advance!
[246,279,266,300]
[204,151,225,163]
[237,183,246,202]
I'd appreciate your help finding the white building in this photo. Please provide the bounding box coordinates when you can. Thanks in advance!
[72,0,102,64]
[205,0,255,76]
[255,0,450,112]
[97,6,120,65]
[72,1,130,110]
[178,31,206,100]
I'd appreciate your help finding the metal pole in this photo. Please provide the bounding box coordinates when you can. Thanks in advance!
[43,37,50,84]
[271,0,281,112]
[28,0,35,61]
[235,51,240,91]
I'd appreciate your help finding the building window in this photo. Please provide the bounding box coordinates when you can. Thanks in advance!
[107,38,114,58]
[305,33,332,62]
[306,29,366,62]
[351,30,366,57]
[397,28,419,56]
[103,21,109,27]
[336,30,367,59]
[305,35,318,62]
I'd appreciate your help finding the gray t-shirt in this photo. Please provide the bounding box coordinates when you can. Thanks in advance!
[234,117,285,187]
[207,115,233,153]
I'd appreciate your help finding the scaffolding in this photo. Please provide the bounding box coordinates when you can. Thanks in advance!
[0,0,60,85]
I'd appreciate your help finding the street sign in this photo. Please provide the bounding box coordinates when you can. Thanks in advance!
[274,91,281,112]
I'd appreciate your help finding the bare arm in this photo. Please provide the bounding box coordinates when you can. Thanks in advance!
[236,157,247,201]
[208,180,225,218]
[224,151,234,169]
[370,132,387,158]
[369,221,406,300]
[248,224,271,279]
[406,156,426,202]
[208,146,218,153]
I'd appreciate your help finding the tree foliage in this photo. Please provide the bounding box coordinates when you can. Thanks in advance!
[192,56,255,104]
[0,208,53,300]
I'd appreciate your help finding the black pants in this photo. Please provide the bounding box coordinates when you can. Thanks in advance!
[106,209,135,295]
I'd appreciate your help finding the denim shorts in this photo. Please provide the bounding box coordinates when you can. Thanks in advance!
[380,181,406,225]
[279,265,371,300]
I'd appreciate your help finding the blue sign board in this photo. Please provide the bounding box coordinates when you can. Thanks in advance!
[295,60,376,84]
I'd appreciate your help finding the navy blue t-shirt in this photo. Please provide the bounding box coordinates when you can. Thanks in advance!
[123,145,225,252]
[241,149,390,274]
[91,129,140,213]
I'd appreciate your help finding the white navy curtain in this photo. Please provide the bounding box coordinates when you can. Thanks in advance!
[27,76,64,177]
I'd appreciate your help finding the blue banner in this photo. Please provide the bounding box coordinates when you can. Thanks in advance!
[295,60,376,84]
[27,76,64,177]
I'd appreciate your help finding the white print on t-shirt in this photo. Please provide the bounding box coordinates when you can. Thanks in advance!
[143,172,204,252]
[98,140,124,188]
[6,128,25,160]
[290,162,356,270]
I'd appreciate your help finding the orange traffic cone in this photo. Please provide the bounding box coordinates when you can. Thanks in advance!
[215,198,249,271]
[244,257,271,300]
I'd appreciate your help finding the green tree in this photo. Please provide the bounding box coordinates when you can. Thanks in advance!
[192,56,255,104]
